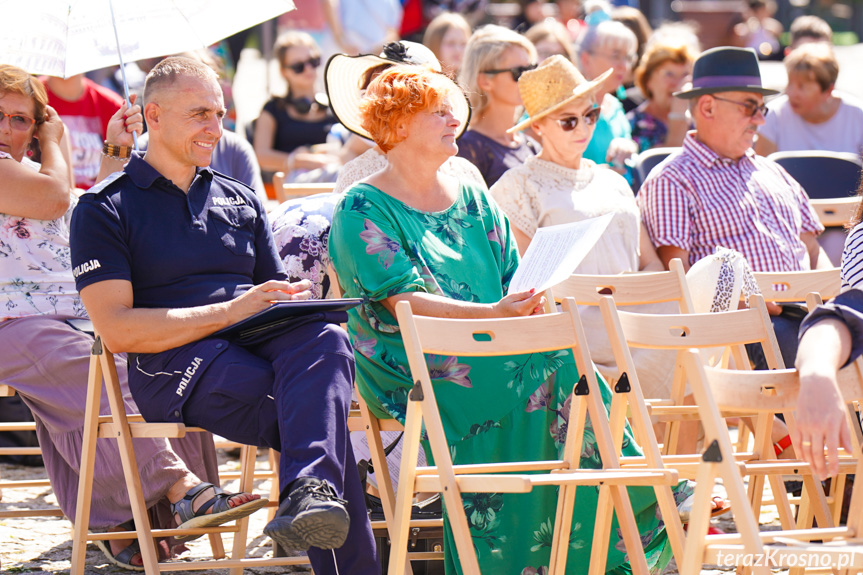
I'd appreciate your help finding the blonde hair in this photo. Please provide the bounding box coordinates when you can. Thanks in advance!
[361,67,458,153]
[785,42,838,92]
[0,64,47,124]
[635,41,696,100]
[458,25,537,118]
[525,20,576,62]
[423,12,472,62]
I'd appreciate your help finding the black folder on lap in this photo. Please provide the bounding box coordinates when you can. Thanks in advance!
[212,299,361,340]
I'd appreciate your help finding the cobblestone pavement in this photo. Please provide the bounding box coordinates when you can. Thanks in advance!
[0,451,311,575]
[1,449,798,575]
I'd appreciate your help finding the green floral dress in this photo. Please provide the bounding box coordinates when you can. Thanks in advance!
[329,181,680,574]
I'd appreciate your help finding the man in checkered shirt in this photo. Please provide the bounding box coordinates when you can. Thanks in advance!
[638,47,829,372]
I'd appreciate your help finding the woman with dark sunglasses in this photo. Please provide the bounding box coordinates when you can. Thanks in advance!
[252,31,339,182]
[456,25,540,187]
[492,56,681,406]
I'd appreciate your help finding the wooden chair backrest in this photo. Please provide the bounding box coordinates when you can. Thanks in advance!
[272,171,336,203]
[550,258,694,312]
[606,294,783,368]
[753,268,841,304]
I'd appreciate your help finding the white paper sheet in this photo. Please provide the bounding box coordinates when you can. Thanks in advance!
[507,213,615,294]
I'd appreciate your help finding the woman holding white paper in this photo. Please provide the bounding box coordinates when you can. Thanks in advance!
[491,56,676,401]
[329,66,687,574]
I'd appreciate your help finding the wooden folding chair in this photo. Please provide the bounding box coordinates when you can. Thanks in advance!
[0,384,63,520]
[271,172,336,203]
[601,295,836,532]
[547,259,695,453]
[390,298,680,575]
[680,351,863,575]
[69,336,309,575]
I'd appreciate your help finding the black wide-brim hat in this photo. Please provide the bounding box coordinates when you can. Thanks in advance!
[673,46,779,99]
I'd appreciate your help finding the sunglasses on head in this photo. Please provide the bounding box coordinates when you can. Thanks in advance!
[556,107,602,132]
[482,63,537,82]
[285,56,321,74]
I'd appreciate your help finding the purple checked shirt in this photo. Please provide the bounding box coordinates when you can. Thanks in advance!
[637,133,823,271]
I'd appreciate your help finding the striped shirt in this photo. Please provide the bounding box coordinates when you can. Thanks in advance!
[841,222,863,290]
[637,133,823,271]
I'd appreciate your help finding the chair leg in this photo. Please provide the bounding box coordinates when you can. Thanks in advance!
[228,444,259,575]
[70,350,105,575]
[99,348,162,573]
[267,449,280,522]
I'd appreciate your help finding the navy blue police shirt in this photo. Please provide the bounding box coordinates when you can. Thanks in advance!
[70,153,286,308]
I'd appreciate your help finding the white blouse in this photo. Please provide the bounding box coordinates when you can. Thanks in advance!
[491,155,640,274]
[491,155,676,399]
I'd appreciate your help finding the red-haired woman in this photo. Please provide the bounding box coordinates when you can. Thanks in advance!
[329,65,679,574]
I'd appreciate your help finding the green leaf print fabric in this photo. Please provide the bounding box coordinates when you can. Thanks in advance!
[330,181,677,574]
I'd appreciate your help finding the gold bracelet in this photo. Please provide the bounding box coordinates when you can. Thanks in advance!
[102,141,133,160]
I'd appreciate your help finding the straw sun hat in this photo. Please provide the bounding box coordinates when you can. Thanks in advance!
[508,55,613,134]
[325,41,471,141]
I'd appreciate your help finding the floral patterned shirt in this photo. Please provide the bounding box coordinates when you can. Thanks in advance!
[0,152,83,319]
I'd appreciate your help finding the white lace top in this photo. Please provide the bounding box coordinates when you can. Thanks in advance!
[491,155,676,399]
[0,152,83,319]
[491,155,640,274]
[333,148,488,195]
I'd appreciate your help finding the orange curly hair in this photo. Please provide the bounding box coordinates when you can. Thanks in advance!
[360,66,458,153]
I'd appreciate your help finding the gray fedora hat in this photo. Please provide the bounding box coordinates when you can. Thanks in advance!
[673,46,779,99]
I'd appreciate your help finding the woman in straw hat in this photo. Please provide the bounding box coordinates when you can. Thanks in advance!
[330,63,682,574]
[492,55,680,402]
[456,24,540,186]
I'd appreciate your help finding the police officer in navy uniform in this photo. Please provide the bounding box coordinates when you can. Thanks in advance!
[70,56,378,575]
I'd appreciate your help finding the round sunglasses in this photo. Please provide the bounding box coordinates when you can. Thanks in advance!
[284,56,321,74]
[481,63,537,82]
[555,107,602,132]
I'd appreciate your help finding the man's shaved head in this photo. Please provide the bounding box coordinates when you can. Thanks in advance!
[143,56,219,106]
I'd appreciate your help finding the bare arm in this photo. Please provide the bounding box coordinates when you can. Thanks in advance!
[754,134,777,156]
[512,225,532,256]
[80,278,312,354]
[638,222,664,271]
[0,106,71,220]
[795,317,853,479]
[320,0,359,54]
[381,289,546,320]
[252,111,339,174]
[802,232,831,270]
[96,95,143,184]
[656,245,690,272]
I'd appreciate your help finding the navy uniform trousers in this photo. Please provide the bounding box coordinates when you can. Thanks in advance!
[128,313,379,574]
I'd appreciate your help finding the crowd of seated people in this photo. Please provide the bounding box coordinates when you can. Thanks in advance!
[4,2,863,573]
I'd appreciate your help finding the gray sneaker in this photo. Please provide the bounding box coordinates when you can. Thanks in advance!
[263,478,350,551]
